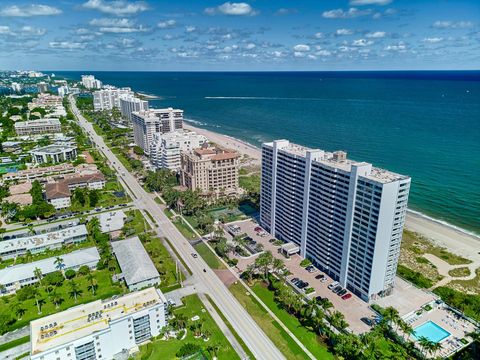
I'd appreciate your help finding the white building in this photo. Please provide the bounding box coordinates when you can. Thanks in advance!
[0,247,100,295]
[0,225,88,260]
[37,82,49,93]
[99,210,126,233]
[11,82,22,92]
[150,130,207,171]
[14,119,62,135]
[131,108,184,154]
[30,144,78,165]
[260,140,411,301]
[81,75,102,89]
[58,86,69,97]
[111,237,161,291]
[93,87,134,111]
[30,287,167,360]
[120,96,149,122]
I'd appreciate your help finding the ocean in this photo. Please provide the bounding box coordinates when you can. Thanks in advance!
[55,71,480,235]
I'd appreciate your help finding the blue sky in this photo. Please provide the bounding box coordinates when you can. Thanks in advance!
[0,0,478,70]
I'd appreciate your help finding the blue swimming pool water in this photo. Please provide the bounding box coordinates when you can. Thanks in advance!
[413,321,451,343]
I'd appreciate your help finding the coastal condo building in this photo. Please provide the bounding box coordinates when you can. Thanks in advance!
[120,96,149,122]
[93,86,134,111]
[30,287,167,360]
[180,144,240,197]
[131,108,184,154]
[260,140,410,301]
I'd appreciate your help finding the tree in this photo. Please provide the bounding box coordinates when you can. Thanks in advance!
[33,267,43,285]
[14,304,26,320]
[43,271,64,287]
[54,256,66,275]
[73,188,88,207]
[87,273,98,295]
[77,265,91,276]
[68,281,83,303]
[32,287,45,314]
[65,269,76,279]
[133,145,144,155]
[241,265,255,284]
[329,311,348,330]
[383,306,401,331]
[254,251,273,284]
[89,189,100,207]
[50,290,64,309]
[30,180,44,204]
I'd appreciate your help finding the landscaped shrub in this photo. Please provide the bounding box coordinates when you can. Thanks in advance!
[77,265,90,276]
[397,264,433,288]
[300,259,312,268]
[65,269,76,279]
[176,343,201,358]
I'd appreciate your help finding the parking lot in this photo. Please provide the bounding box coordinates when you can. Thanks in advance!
[228,219,375,334]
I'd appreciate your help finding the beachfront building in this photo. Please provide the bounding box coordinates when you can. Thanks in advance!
[30,287,167,360]
[93,86,134,111]
[120,96,149,122]
[30,144,78,165]
[131,108,184,154]
[81,75,102,89]
[14,119,62,136]
[0,225,88,260]
[149,130,207,171]
[260,140,411,301]
[180,144,240,197]
[111,237,161,291]
[0,247,100,295]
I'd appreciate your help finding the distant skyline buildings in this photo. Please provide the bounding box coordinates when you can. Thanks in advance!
[0,1,478,71]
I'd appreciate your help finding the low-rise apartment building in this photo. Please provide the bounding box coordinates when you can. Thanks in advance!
[180,144,240,197]
[0,225,88,260]
[30,144,78,165]
[28,94,63,109]
[15,119,62,136]
[149,130,207,171]
[0,247,100,294]
[30,287,167,360]
[1,164,75,182]
[131,108,184,154]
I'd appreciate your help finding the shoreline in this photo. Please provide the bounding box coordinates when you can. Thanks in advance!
[184,121,480,261]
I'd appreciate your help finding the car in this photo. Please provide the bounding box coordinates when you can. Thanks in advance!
[191,253,198,258]
[332,286,343,294]
[315,274,325,280]
[341,293,352,300]
[328,281,339,290]
[361,317,374,326]
[338,289,348,297]
[269,238,276,243]
[254,226,262,232]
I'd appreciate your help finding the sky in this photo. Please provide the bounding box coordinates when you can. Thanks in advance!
[0,0,478,71]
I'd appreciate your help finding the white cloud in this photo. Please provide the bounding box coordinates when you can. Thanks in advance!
[274,8,298,16]
[49,41,86,49]
[315,50,332,56]
[89,17,148,33]
[385,42,406,51]
[423,37,443,43]
[294,51,306,57]
[158,20,176,29]
[245,43,256,49]
[293,44,310,52]
[99,26,148,33]
[21,26,46,36]
[205,2,258,16]
[185,26,196,33]
[336,29,353,36]
[432,20,473,29]
[272,51,284,58]
[314,32,323,39]
[0,26,11,35]
[366,31,386,38]
[82,0,148,16]
[0,4,62,17]
[322,8,371,19]
[349,0,392,5]
[89,18,134,27]
[352,39,373,46]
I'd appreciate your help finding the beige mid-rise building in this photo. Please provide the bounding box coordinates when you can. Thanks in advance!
[180,145,240,197]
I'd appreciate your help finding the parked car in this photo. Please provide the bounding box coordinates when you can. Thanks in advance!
[315,274,325,280]
[328,281,339,290]
[338,289,348,297]
[332,286,343,294]
[341,293,352,300]
[291,277,299,283]
[269,238,276,243]
[254,226,263,232]
[361,317,374,326]
[191,253,198,258]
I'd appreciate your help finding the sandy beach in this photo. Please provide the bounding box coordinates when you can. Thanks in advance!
[185,122,480,263]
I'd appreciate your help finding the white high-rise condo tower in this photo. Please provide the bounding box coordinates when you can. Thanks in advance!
[260,140,410,301]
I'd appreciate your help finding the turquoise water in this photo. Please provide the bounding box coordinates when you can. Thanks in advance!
[413,321,451,343]
[55,71,480,234]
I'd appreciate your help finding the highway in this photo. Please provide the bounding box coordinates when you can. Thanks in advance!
[69,95,285,360]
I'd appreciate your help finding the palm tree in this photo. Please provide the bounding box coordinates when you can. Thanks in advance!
[14,304,26,320]
[399,319,413,341]
[417,336,431,358]
[318,297,333,315]
[361,331,381,359]
[175,314,188,330]
[50,291,63,309]
[431,341,443,358]
[68,281,83,303]
[383,306,401,331]
[33,267,43,286]
[329,311,346,330]
[31,288,45,314]
[54,257,66,276]
[254,251,273,284]
[301,298,318,321]
[87,273,98,295]
[202,328,211,341]
[311,310,325,334]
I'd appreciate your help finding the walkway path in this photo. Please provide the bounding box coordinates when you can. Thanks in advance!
[425,253,479,289]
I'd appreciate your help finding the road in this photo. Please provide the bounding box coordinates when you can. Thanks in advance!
[69,96,285,360]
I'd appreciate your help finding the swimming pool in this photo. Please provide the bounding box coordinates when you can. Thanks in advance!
[413,321,451,343]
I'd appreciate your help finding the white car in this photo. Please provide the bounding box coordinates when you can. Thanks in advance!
[328,281,339,290]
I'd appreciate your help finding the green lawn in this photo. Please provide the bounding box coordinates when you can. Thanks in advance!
[164,237,192,276]
[122,209,151,236]
[172,217,197,240]
[164,208,174,219]
[136,295,240,360]
[111,147,133,171]
[140,235,184,290]
[0,270,124,334]
[194,242,226,270]
[229,282,312,360]
[0,336,30,352]
[250,283,334,360]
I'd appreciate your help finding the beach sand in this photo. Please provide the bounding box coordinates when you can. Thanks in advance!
[185,122,480,263]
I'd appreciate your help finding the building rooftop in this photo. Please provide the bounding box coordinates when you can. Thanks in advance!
[111,237,160,286]
[264,140,408,184]
[30,287,166,355]
[0,225,87,254]
[0,247,100,286]
[192,145,240,161]
[31,144,77,154]
[99,210,126,233]
[45,172,105,200]
[9,181,32,195]
[14,119,61,128]
[4,193,32,206]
